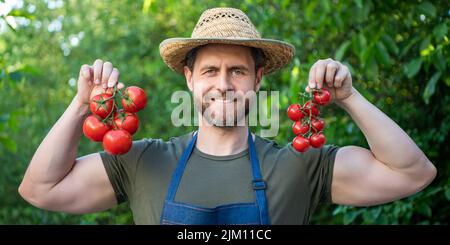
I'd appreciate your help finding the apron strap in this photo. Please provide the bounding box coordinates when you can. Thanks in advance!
[166,131,198,201]
[247,128,271,225]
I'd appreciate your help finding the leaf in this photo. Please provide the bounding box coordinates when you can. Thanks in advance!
[403,58,422,78]
[424,186,443,197]
[362,207,381,224]
[400,37,420,58]
[358,33,367,49]
[7,9,35,19]
[354,0,363,8]
[305,1,318,21]
[8,71,22,82]
[353,34,367,59]
[419,36,431,52]
[343,211,359,224]
[335,41,351,61]
[332,205,345,216]
[366,57,379,81]
[361,45,374,65]
[393,205,402,217]
[142,0,153,14]
[2,16,16,32]
[418,1,437,18]
[375,41,392,66]
[17,64,42,76]
[0,113,9,124]
[445,188,450,201]
[319,0,331,13]
[416,203,432,217]
[423,71,442,104]
[382,34,399,56]
[8,113,19,132]
[433,50,446,71]
[432,23,448,41]
[0,136,17,153]
[362,211,374,224]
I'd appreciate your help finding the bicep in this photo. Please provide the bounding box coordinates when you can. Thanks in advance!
[43,153,117,214]
[331,146,418,206]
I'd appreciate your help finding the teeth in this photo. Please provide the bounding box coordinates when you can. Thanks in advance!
[209,98,238,103]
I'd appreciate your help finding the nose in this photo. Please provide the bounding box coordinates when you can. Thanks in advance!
[217,72,234,93]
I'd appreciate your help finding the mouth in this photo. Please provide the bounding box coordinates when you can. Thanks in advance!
[211,98,238,103]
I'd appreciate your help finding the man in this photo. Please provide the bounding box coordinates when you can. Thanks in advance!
[19,7,436,224]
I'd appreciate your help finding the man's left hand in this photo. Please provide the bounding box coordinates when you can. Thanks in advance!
[305,58,354,104]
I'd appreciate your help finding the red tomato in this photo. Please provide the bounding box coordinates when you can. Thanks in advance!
[313,88,331,105]
[83,115,111,142]
[114,110,140,135]
[287,104,304,121]
[303,101,320,117]
[309,133,326,148]
[292,135,310,152]
[90,93,114,119]
[311,118,325,132]
[122,86,147,113]
[103,129,132,155]
[292,121,309,135]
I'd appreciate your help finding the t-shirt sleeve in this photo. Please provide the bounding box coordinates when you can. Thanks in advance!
[288,143,340,206]
[99,139,151,204]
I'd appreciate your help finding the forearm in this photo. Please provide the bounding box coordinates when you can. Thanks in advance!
[21,96,89,189]
[336,88,431,171]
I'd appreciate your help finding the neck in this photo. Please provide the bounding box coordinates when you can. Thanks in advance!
[196,125,251,156]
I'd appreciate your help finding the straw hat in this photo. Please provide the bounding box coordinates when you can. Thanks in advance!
[159,7,295,75]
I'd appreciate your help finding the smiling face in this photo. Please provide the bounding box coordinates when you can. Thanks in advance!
[184,44,264,127]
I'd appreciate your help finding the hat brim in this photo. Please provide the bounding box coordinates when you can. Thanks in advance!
[159,38,295,75]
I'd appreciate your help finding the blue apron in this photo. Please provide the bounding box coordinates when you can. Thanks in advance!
[160,129,270,225]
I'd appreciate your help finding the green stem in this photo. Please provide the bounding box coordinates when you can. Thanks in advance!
[101,84,119,124]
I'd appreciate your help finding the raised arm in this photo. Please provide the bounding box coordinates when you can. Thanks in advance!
[307,58,436,206]
[19,59,124,214]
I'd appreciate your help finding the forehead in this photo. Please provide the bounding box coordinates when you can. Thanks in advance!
[195,44,254,66]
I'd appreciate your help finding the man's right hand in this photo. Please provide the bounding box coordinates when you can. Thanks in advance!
[19,59,123,214]
[76,59,125,108]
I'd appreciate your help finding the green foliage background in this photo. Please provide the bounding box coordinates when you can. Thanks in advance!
[0,0,448,224]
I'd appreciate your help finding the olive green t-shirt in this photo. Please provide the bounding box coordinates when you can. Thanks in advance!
[100,131,340,225]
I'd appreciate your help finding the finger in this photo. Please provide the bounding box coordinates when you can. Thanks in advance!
[92,59,104,86]
[104,87,115,94]
[107,68,120,88]
[305,85,311,93]
[308,64,317,89]
[78,64,92,86]
[315,60,327,89]
[325,62,339,87]
[89,65,94,79]
[117,82,125,90]
[101,62,113,86]
[334,65,349,88]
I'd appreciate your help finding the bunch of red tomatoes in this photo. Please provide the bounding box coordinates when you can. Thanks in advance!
[287,88,331,152]
[83,86,147,155]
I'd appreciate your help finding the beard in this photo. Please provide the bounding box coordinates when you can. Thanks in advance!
[194,91,250,127]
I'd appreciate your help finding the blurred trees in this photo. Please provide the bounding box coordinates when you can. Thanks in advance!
[0,0,448,224]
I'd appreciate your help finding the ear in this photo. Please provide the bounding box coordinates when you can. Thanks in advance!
[184,66,193,92]
[254,67,264,92]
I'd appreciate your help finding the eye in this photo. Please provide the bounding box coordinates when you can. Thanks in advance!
[232,69,244,75]
[203,69,215,75]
